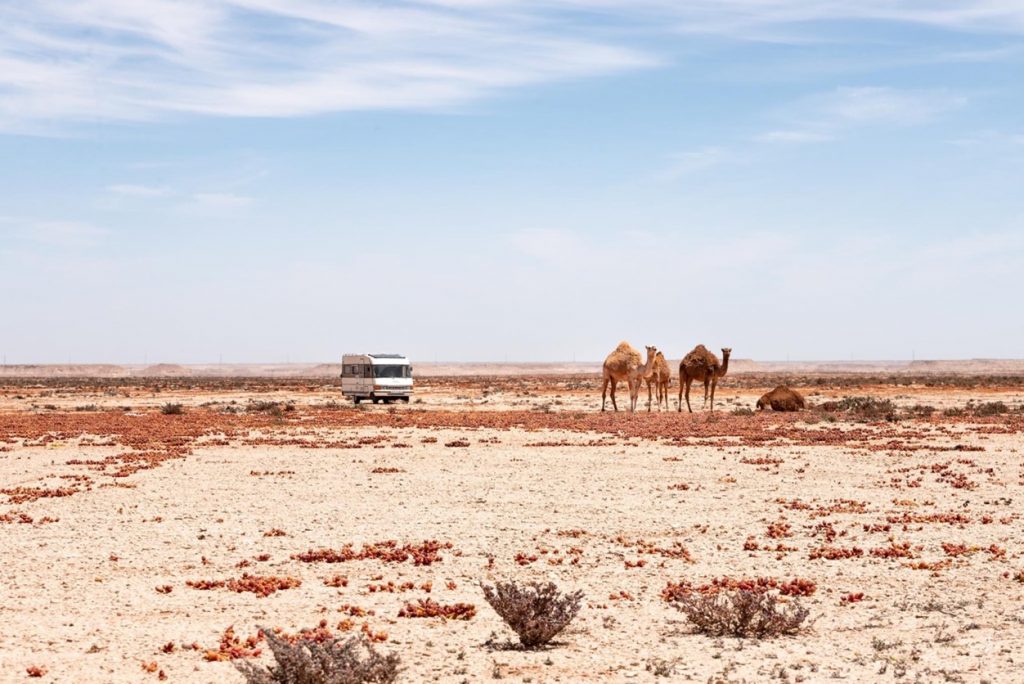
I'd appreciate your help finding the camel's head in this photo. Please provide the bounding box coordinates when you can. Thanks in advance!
[756,397,766,410]
[721,347,732,358]
[645,345,658,359]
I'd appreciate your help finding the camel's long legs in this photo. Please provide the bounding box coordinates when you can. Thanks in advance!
[601,375,609,411]
[610,377,618,412]
[685,378,693,413]
[709,378,717,412]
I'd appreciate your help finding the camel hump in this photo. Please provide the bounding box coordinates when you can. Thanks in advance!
[604,341,641,370]
[683,344,718,367]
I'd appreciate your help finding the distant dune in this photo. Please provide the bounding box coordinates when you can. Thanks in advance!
[3,359,1024,378]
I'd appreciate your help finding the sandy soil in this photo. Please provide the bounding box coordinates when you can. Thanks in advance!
[1,375,1023,683]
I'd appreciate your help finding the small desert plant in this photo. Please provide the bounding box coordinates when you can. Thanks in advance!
[160,402,184,415]
[235,628,400,684]
[731,406,755,416]
[480,580,584,648]
[820,396,896,421]
[669,589,810,638]
[904,404,936,418]
[248,400,294,415]
[972,401,1008,416]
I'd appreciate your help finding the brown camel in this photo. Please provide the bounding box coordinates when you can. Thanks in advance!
[677,345,732,413]
[645,351,671,411]
[756,385,806,412]
[601,342,658,413]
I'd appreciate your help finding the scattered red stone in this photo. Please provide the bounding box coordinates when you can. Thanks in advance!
[203,626,262,661]
[397,599,476,620]
[292,540,452,566]
[810,546,864,560]
[662,576,816,602]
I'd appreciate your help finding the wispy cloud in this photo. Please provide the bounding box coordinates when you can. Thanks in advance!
[817,87,966,125]
[0,1,1020,133]
[18,220,108,248]
[0,1,653,133]
[755,130,833,144]
[756,86,967,144]
[191,192,254,210]
[660,146,733,178]
[107,184,172,197]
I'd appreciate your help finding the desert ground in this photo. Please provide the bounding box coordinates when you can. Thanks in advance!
[2,366,1024,683]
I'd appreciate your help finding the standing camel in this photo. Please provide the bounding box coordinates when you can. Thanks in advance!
[601,342,658,413]
[677,345,732,413]
[646,351,671,411]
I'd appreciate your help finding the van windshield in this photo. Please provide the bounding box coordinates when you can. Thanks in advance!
[372,365,410,379]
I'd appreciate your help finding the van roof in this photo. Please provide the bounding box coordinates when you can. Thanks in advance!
[368,354,405,359]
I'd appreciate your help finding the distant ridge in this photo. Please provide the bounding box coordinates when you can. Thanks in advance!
[2,359,1024,378]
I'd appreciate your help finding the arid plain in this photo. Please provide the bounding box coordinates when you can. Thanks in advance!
[2,365,1024,683]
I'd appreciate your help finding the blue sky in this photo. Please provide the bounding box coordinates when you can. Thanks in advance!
[1,1,1022,363]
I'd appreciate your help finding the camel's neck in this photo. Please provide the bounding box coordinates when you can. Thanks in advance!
[638,354,657,379]
[718,354,730,378]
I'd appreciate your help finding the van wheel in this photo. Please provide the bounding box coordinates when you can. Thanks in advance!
[353,397,361,405]
[401,397,410,403]
[372,397,380,404]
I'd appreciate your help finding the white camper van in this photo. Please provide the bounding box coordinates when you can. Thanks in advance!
[341,354,413,404]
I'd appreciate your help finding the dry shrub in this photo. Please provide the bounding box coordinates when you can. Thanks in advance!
[160,403,184,415]
[820,396,896,421]
[905,404,936,418]
[235,629,400,684]
[480,580,584,648]
[971,401,1009,416]
[670,589,810,638]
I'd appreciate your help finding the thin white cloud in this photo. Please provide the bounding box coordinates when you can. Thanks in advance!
[191,192,254,209]
[944,129,1024,149]
[107,184,172,197]
[0,1,1020,132]
[818,87,966,125]
[660,146,733,178]
[22,221,108,248]
[756,130,833,144]
[755,86,967,144]
[0,1,653,133]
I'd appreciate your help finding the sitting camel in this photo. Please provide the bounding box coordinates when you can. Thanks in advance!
[601,342,658,413]
[645,351,671,411]
[756,385,806,412]
[678,345,731,413]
